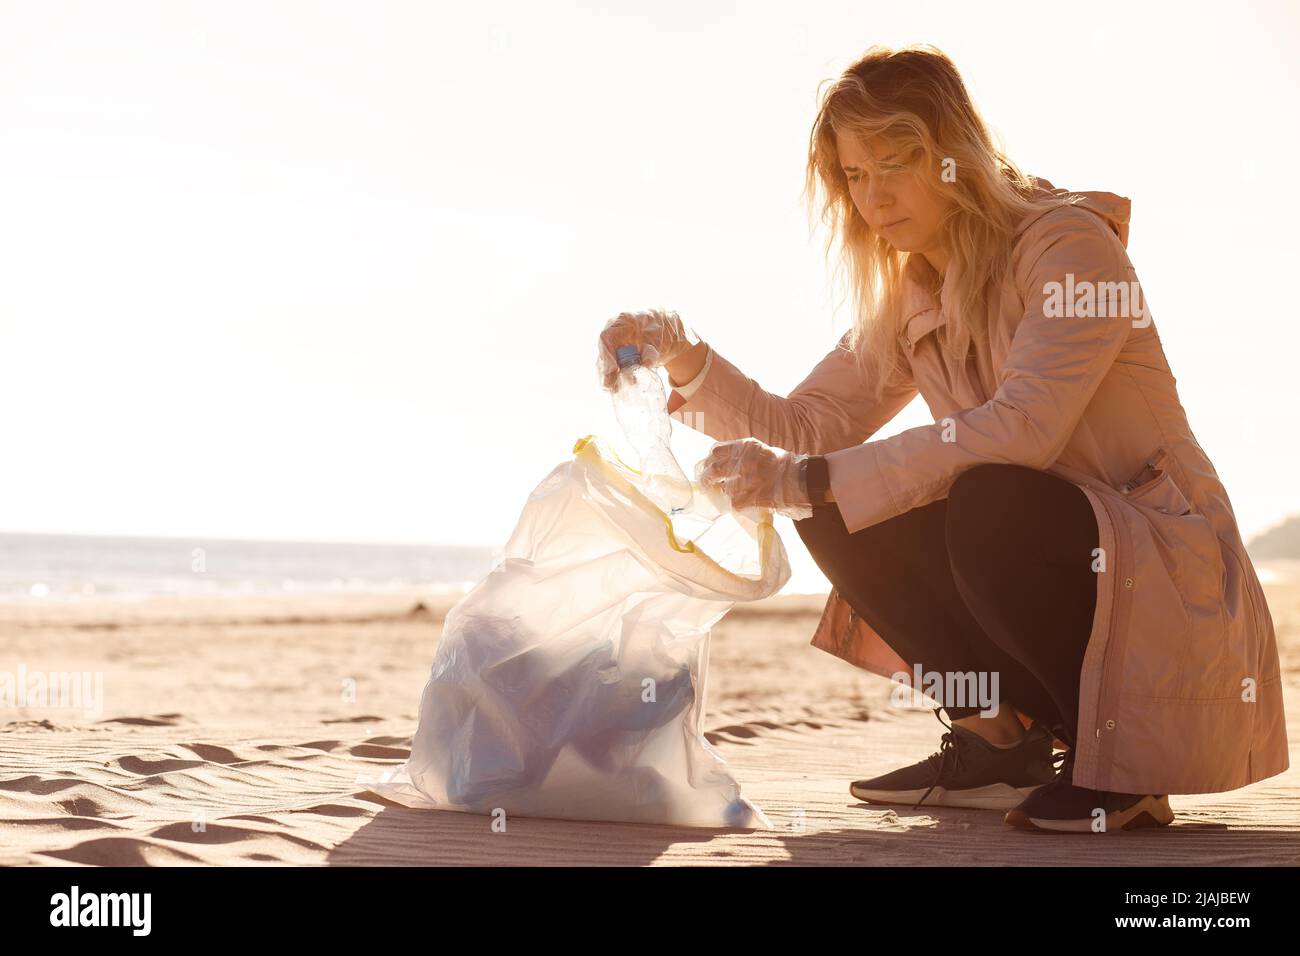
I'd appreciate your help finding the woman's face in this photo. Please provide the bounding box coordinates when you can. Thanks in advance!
[835,127,951,272]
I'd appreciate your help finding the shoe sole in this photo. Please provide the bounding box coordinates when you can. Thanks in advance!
[850,781,1046,810]
[1003,795,1175,833]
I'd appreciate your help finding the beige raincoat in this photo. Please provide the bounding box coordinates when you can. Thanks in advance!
[671,179,1288,795]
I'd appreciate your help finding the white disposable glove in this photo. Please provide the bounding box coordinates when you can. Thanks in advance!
[695,437,814,521]
[597,308,703,392]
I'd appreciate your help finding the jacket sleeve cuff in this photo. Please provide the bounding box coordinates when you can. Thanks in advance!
[669,345,713,400]
[824,441,903,534]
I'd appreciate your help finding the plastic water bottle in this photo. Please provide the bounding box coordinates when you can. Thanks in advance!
[612,345,694,514]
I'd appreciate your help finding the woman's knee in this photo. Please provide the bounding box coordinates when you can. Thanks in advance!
[946,464,1032,537]
[949,462,1041,499]
[945,462,1097,572]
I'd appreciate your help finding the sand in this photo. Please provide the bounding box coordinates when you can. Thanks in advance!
[2,572,1298,866]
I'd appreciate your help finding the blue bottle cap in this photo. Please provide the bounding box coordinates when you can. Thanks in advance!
[615,345,641,369]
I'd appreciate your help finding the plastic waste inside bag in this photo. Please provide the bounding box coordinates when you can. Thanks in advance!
[355,432,787,829]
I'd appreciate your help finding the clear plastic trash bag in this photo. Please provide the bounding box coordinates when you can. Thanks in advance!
[355,432,788,828]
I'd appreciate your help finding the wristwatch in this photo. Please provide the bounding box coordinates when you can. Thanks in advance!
[801,455,830,507]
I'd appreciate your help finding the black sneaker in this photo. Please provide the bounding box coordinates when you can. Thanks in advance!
[1003,749,1174,833]
[849,707,1061,811]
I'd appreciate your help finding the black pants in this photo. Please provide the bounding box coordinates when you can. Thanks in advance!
[794,463,1099,749]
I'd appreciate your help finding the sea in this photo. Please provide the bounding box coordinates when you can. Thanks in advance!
[0,532,499,601]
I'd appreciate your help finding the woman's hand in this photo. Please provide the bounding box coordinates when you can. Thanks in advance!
[597,309,702,391]
[696,438,814,520]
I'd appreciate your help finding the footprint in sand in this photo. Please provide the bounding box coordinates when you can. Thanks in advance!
[116,755,206,775]
[180,743,243,764]
[0,719,76,732]
[705,717,824,745]
[97,714,185,727]
[349,743,409,759]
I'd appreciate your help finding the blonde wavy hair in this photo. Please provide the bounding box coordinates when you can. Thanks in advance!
[803,44,1055,399]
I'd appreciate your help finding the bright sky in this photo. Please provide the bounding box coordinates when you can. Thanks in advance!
[2,1,1298,592]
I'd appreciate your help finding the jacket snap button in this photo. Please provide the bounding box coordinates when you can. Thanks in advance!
[1124,577,1134,588]
[1106,719,1116,730]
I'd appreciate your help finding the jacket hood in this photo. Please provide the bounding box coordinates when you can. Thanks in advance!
[1021,175,1131,248]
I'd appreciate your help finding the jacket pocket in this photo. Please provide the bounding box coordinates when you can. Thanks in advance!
[1118,447,1225,625]
[1118,448,1192,516]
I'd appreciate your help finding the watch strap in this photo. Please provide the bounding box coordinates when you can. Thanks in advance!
[803,455,830,506]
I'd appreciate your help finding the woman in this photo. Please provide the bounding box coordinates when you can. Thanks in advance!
[596,44,1288,834]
